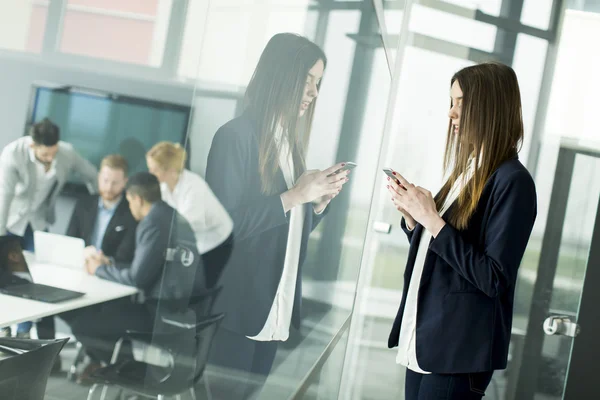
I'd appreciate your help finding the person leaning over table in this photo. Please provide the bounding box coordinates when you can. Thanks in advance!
[0,118,96,353]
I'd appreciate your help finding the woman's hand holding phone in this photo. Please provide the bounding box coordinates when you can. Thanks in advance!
[384,168,417,230]
[281,162,351,213]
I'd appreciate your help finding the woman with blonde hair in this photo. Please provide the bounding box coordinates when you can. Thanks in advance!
[386,62,537,399]
[146,141,233,288]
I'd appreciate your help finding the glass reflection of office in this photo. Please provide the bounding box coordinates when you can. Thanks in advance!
[3,0,599,399]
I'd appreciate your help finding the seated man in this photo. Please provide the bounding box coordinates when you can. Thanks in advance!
[64,172,202,383]
[37,155,138,356]
[67,154,137,265]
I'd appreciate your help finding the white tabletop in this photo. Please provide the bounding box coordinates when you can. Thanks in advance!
[0,260,139,328]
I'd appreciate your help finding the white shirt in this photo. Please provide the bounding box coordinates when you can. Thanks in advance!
[248,133,305,342]
[161,170,233,254]
[396,166,474,373]
[10,149,58,234]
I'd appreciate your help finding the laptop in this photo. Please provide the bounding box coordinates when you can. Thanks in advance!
[0,236,84,303]
[34,231,85,269]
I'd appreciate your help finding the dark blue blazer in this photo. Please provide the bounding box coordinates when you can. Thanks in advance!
[206,112,325,336]
[388,156,537,373]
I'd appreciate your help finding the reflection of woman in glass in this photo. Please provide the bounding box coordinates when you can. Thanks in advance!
[206,33,350,397]
[386,63,537,399]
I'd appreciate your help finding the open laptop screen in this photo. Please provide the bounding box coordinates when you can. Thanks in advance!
[0,236,33,288]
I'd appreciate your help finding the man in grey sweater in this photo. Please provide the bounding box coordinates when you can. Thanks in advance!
[0,118,97,250]
[0,118,97,343]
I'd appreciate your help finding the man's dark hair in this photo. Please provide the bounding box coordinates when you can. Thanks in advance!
[126,172,162,204]
[30,118,60,146]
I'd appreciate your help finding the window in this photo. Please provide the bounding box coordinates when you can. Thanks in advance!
[0,0,48,53]
[59,0,172,66]
[521,0,554,30]
[441,0,502,16]
[178,0,312,85]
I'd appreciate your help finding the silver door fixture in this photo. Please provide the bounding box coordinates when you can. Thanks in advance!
[543,315,580,338]
[373,221,392,234]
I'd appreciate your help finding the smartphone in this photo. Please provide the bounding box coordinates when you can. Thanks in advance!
[328,162,357,177]
[382,167,396,180]
[383,167,405,188]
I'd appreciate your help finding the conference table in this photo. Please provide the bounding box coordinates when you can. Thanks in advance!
[0,253,139,328]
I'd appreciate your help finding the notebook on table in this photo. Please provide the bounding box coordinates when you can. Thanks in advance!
[33,231,85,269]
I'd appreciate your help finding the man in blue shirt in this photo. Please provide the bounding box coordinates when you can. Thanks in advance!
[66,154,137,265]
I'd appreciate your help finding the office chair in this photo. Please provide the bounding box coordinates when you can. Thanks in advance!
[0,337,68,400]
[87,313,225,400]
[67,286,221,382]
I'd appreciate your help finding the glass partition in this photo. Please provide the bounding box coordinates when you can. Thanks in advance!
[185,1,389,398]
[0,0,389,398]
[3,1,598,399]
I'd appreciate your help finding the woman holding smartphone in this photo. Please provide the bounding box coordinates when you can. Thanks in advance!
[205,33,350,398]
[386,62,537,399]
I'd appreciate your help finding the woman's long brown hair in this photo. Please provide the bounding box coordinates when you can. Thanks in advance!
[435,62,524,229]
[245,33,327,194]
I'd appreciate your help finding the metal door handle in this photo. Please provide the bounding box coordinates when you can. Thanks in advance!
[373,221,392,234]
[543,315,580,337]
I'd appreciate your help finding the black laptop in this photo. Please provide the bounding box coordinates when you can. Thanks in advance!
[0,236,84,303]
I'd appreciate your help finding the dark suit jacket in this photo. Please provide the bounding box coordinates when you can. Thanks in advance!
[205,111,325,336]
[95,201,202,302]
[66,194,137,263]
[388,156,537,373]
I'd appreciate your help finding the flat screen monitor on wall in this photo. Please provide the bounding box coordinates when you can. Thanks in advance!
[25,83,191,190]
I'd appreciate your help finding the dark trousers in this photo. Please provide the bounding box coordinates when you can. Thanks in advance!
[202,233,234,289]
[208,327,278,400]
[61,298,154,364]
[36,316,56,339]
[405,368,494,400]
[7,223,36,252]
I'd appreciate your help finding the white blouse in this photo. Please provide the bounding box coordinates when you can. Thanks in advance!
[248,133,306,342]
[396,166,474,373]
[161,170,233,254]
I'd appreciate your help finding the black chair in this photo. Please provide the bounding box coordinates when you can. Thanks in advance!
[88,313,224,400]
[86,285,224,400]
[69,284,222,381]
[0,337,68,400]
